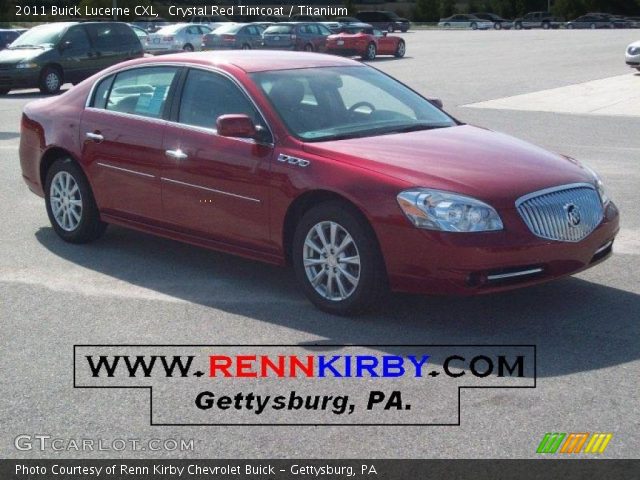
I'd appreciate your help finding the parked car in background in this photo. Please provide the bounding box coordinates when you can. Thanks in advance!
[335,16,362,26]
[326,23,405,60]
[438,14,493,30]
[131,17,171,33]
[201,23,265,50]
[262,23,331,52]
[566,14,615,29]
[625,17,640,28]
[514,12,563,29]
[19,51,619,314]
[355,11,410,32]
[145,24,211,54]
[0,22,142,94]
[626,41,640,70]
[189,14,234,31]
[290,15,341,32]
[472,12,514,29]
[0,29,22,49]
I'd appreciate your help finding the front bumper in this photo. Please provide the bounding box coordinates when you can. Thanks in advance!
[380,201,620,295]
[625,52,640,66]
[0,68,40,89]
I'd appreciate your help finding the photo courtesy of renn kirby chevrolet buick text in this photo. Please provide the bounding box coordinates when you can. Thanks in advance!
[19,51,619,315]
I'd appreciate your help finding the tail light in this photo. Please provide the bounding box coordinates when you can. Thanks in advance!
[221,34,235,43]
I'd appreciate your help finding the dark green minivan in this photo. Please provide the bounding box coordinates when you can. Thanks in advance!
[0,22,143,95]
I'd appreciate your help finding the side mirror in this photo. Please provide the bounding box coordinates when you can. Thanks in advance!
[428,98,443,109]
[216,114,257,138]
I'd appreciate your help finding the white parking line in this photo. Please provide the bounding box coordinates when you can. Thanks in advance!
[463,74,640,117]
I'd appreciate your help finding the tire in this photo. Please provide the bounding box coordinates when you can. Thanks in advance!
[471,22,478,30]
[183,43,194,52]
[0,88,9,95]
[292,201,387,315]
[542,22,550,30]
[567,24,574,29]
[387,23,395,33]
[590,23,596,29]
[494,22,502,30]
[362,42,376,61]
[394,40,406,58]
[45,158,107,244]
[304,43,314,52]
[39,66,62,94]
[515,22,522,30]
[241,43,251,50]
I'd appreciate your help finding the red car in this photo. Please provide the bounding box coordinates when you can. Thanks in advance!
[326,24,406,60]
[19,52,619,315]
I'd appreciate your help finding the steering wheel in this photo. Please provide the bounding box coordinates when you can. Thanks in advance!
[348,101,376,115]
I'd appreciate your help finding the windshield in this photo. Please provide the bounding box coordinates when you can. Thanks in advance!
[251,66,455,142]
[9,23,64,48]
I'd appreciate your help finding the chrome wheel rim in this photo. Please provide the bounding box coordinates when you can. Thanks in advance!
[46,72,60,91]
[398,42,405,55]
[50,171,82,232]
[303,221,360,302]
[367,44,375,58]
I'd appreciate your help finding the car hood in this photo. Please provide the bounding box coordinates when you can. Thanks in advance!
[0,47,45,63]
[302,125,595,209]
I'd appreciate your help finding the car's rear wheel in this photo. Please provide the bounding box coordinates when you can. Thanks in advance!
[183,43,194,52]
[494,22,502,30]
[39,66,62,94]
[471,22,478,30]
[45,158,106,243]
[304,43,314,52]
[292,202,386,315]
[394,40,406,58]
[242,43,251,50]
[542,21,550,29]
[590,23,596,29]
[362,42,376,61]
[387,23,395,33]
[515,22,522,30]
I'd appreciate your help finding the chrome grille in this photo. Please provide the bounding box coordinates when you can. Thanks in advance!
[516,183,603,242]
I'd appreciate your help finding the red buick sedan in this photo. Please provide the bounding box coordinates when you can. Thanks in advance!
[19,52,619,315]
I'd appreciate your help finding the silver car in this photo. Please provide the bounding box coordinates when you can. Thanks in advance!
[201,23,265,50]
[145,23,211,54]
[626,41,640,71]
[438,14,493,30]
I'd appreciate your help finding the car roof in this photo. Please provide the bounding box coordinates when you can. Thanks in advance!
[121,50,361,73]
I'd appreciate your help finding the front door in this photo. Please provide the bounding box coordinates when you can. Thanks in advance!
[161,68,274,251]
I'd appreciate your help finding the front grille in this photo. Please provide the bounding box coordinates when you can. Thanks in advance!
[516,184,603,242]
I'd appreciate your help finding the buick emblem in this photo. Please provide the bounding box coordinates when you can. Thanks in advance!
[565,203,581,227]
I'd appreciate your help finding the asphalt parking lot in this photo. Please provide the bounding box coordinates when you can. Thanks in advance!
[1,29,639,458]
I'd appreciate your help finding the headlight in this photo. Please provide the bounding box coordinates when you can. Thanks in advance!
[16,62,38,69]
[397,189,504,232]
[583,165,610,205]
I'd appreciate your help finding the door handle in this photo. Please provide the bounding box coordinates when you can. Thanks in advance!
[165,149,188,160]
[85,132,104,143]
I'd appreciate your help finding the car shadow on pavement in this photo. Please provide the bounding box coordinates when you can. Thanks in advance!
[36,225,640,379]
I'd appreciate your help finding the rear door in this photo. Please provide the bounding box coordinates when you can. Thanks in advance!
[80,66,181,221]
[160,68,274,251]
[84,23,122,72]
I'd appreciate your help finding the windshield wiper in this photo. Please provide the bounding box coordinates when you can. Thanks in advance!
[382,124,450,134]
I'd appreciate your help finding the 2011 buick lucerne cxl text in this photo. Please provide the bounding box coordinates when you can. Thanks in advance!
[19,52,619,315]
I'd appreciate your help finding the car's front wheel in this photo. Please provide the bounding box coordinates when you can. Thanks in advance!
[45,158,106,243]
[394,40,406,58]
[292,202,386,315]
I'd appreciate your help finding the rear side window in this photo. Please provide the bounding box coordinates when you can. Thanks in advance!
[85,24,117,50]
[60,26,90,52]
[91,75,114,109]
[102,67,178,118]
